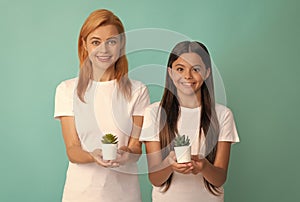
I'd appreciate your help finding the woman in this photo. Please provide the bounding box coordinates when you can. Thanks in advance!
[140,41,239,202]
[54,9,149,202]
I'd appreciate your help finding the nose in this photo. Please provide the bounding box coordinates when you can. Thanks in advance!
[98,42,108,53]
[184,69,192,79]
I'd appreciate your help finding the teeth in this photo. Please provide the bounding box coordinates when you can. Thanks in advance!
[97,56,110,59]
[182,82,193,86]
[96,56,111,61]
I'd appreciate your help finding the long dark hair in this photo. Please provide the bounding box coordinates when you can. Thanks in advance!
[159,41,221,195]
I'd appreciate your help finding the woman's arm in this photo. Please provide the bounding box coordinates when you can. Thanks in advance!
[128,116,144,154]
[60,116,94,163]
[192,141,232,187]
[117,116,144,164]
[60,116,127,167]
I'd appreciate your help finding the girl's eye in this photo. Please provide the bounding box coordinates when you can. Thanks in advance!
[106,39,117,46]
[176,67,184,72]
[193,68,201,72]
[193,66,202,72]
[91,41,100,46]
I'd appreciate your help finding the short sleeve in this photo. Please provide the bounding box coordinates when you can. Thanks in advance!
[132,83,150,116]
[139,103,160,142]
[218,107,239,143]
[54,79,76,119]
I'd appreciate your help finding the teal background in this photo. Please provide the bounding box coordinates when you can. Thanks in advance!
[1,0,299,201]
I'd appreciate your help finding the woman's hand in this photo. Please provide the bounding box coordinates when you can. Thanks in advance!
[90,149,120,168]
[191,155,207,175]
[168,151,194,174]
[114,146,132,165]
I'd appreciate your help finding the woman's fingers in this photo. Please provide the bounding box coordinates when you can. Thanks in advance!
[90,149,119,167]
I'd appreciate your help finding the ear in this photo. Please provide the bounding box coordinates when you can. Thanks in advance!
[121,37,125,49]
[204,67,211,80]
[167,67,173,79]
[82,38,87,50]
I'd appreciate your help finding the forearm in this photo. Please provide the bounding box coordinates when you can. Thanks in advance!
[66,145,94,164]
[201,159,227,187]
[127,144,142,163]
[149,158,173,187]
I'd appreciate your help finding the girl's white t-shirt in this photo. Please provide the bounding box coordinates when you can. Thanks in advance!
[140,102,239,202]
[54,78,150,202]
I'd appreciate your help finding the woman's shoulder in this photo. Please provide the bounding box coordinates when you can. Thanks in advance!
[130,79,147,89]
[56,77,78,90]
[57,77,78,88]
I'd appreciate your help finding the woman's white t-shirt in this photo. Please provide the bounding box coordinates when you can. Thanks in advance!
[54,78,150,202]
[140,102,239,202]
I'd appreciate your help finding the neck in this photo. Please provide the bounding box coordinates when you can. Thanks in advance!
[92,65,115,82]
[177,91,201,108]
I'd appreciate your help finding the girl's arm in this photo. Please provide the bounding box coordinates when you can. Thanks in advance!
[192,141,232,187]
[145,141,193,187]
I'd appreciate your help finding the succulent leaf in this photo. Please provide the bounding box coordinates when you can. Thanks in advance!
[174,134,190,147]
[101,133,118,144]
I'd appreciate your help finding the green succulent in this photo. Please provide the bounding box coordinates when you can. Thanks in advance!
[174,134,190,147]
[101,133,118,144]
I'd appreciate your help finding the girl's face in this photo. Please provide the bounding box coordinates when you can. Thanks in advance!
[168,52,210,97]
[84,24,122,71]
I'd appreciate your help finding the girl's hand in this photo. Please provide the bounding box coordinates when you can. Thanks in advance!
[168,151,194,174]
[90,149,119,168]
[191,155,207,175]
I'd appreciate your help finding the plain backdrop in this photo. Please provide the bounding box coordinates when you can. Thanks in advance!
[0,0,299,201]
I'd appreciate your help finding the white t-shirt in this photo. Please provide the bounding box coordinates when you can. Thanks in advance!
[54,78,150,202]
[140,102,239,202]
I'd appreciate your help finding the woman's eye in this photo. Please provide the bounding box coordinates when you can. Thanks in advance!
[106,39,117,46]
[91,41,100,46]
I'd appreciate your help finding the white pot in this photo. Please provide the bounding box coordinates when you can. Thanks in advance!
[102,144,118,160]
[174,146,191,163]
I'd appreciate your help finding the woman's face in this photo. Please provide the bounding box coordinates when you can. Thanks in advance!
[168,52,210,97]
[84,24,122,71]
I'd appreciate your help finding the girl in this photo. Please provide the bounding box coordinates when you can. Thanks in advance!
[140,41,239,202]
[54,9,149,202]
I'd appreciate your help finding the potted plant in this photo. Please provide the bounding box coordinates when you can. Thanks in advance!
[101,133,118,160]
[173,134,191,163]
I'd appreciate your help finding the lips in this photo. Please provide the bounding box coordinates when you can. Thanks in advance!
[96,55,112,62]
[181,82,195,86]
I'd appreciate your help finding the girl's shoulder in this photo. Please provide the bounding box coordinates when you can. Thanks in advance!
[144,101,161,114]
[215,103,235,122]
[215,103,232,113]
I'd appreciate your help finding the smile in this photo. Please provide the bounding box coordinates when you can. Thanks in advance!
[96,55,112,62]
[181,82,195,86]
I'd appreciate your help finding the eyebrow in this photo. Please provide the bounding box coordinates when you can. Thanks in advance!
[89,37,101,41]
[175,63,185,67]
[192,64,203,68]
[107,36,118,40]
[174,63,203,68]
[89,36,119,41]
